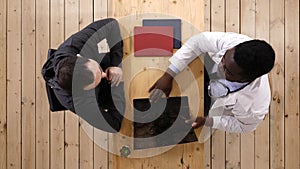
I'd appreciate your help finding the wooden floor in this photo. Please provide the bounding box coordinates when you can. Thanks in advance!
[0,0,299,169]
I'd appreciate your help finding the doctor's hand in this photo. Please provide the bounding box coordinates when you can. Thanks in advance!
[106,66,123,87]
[148,71,174,102]
[185,117,213,129]
[185,116,206,129]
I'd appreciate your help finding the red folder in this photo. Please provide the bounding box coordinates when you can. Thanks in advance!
[134,26,173,56]
[143,19,182,49]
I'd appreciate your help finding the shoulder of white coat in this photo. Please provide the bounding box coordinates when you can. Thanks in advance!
[245,74,270,92]
[236,74,271,108]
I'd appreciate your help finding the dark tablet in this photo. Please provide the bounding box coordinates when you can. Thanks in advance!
[133,96,198,149]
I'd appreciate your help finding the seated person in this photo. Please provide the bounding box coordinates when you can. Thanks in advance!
[44,18,125,132]
[149,32,275,133]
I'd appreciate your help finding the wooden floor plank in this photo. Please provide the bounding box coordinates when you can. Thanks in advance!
[0,0,7,168]
[80,121,94,169]
[269,0,285,169]
[65,112,79,169]
[50,112,65,169]
[50,0,64,48]
[79,0,93,28]
[284,0,300,169]
[35,4,50,169]
[35,0,50,168]
[94,130,108,169]
[21,0,36,168]
[7,0,22,168]
[65,0,79,37]
[94,0,108,20]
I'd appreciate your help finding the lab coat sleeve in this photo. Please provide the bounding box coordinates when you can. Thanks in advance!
[169,32,252,72]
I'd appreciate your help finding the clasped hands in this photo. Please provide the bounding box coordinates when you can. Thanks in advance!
[105,66,123,87]
[76,54,122,87]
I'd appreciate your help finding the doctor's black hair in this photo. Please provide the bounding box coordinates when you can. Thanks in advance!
[234,39,275,80]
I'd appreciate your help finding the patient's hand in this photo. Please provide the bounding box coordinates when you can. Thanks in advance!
[106,66,123,86]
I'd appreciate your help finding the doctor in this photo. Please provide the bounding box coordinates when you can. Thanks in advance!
[149,32,275,133]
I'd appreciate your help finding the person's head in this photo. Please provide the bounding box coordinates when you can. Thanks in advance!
[218,39,275,82]
[56,56,106,91]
